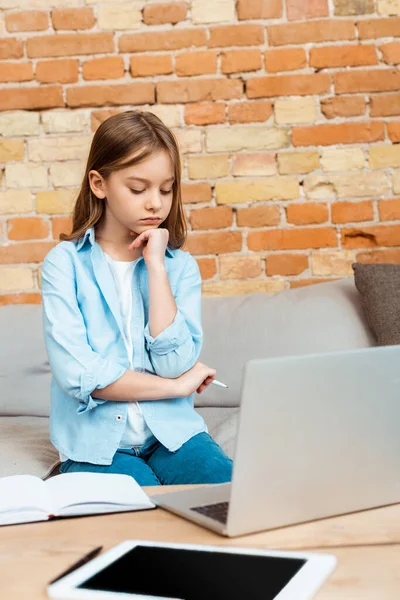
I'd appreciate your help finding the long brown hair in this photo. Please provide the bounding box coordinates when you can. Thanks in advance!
[60,110,187,249]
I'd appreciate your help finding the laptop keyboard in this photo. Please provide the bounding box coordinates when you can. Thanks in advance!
[191,501,230,524]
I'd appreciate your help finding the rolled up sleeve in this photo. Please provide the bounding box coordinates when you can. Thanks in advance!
[143,253,203,379]
[41,248,127,414]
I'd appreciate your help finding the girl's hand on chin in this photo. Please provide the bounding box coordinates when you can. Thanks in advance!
[128,228,169,267]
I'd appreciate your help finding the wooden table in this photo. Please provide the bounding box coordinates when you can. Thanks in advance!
[1,486,400,599]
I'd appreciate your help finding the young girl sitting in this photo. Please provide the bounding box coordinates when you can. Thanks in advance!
[41,110,233,486]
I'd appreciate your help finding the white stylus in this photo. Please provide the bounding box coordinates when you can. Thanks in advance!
[211,379,228,388]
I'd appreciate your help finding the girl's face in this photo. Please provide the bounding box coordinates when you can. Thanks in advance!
[89,150,175,235]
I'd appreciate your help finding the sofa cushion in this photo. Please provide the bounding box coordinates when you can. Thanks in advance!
[196,407,239,460]
[0,416,59,479]
[0,305,51,417]
[353,263,400,346]
[197,277,375,409]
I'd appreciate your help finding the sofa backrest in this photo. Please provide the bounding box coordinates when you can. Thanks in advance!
[0,277,374,418]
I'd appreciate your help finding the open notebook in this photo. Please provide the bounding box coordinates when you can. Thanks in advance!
[0,472,156,526]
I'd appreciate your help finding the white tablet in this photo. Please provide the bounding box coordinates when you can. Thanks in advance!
[47,540,336,600]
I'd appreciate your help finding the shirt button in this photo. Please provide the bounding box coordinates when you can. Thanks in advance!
[116,415,123,422]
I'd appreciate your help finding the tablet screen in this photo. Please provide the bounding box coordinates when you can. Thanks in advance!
[78,545,306,599]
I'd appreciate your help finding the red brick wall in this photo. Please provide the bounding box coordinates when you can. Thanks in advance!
[1,0,400,303]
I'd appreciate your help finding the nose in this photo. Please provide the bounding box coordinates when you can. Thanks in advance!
[145,190,163,211]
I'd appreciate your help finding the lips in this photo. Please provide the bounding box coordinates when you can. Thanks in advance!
[141,218,161,222]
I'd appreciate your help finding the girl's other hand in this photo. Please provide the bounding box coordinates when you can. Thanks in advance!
[175,361,217,397]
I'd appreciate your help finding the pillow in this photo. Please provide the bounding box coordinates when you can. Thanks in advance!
[352,263,400,345]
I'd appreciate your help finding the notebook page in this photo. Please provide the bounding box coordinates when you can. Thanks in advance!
[44,472,155,515]
[0,475,51,516]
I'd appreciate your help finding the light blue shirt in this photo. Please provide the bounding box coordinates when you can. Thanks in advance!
[41,226,207,465]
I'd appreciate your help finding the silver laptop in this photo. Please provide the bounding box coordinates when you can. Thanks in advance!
[152,344,400,537]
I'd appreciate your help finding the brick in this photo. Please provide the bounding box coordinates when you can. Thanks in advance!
[7,217,49,240]
[370,94,400,116]
[190,206,233,230]
[248,227,337,251]
[196,257,217,280]
[192,0,235,23]
[208,25,264,47]
[0,293,41,307]
[52,216,72,239]
[236,205,280,227]
[268,20,355,46]
[0,86,63,111]
[51,8,95,30]
[6,164,48,189]
[216,178,299,204]
[67,83,155,108]
[174,129,203,154]
[335,69,400,93]
[91,109,123,131]
[176,51,217,76]
[202,280,285,297]
[206,126,288,152]
[0,139,24,162]
[42,110,89,133]
[0,191,32,215]
[0,111,39,136]
[36,190,77,215]
[332,201,374,224]
[181,183,212,204]
[321,96,366,119]
[144,2,187,25]
[0,267,35,292]
[98,2,142,30]
[50,161,83,187]
[388,122,400,142]
[36,59,78,83]
[378,199,400,221]
[286,0,328,20]
[6,10,48,32]
[305,173,388,199]
[378,0,400,14]
[380,42,400,64]
[0,38,23,59]
[265,253,308,276]
[184,103,225,126]
[119,29,207,53]
[237,0,283,19]
[278,151,319,175]
[342,225,400,248]
[0,242,56,265]
[334,0,374,15]
[311,251,354,276]
[83,57,124,80]
[275,97,317,124]
[219,255,262,279]
[188,154,229,179]
[247,74,330,98]
[157,79,242,104]
[130,55,173,77]
[264,48,306,73]
[310,45,377,68]
[232,153,277,176]
[369,145,400,169]
[286,203,328,225]
[27,33,114,58]
[228,101,272,124]
[358,17,400,39]
[293,122,384,147]
[0,62,33,83]
[321,148,365,172]
[356,249,400,263]
[184,231,242,254]
[28,136,91,162]
[221,50,262,74]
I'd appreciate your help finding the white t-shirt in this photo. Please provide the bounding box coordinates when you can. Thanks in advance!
[59,252,153,462]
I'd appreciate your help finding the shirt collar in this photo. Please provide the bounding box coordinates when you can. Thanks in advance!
[76,226,174,257]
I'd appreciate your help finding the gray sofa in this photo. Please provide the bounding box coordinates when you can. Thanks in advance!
[0,277,375,480]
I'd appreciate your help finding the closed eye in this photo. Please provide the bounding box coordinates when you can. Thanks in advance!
[130,189,173,195]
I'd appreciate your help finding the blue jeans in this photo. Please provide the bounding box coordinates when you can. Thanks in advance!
[59,432,233,486]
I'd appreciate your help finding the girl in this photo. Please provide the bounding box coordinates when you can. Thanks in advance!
[41,110,233,486]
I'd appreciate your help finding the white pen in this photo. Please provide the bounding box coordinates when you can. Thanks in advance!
[211,379,228,388]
